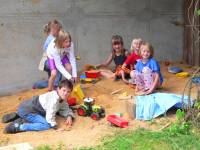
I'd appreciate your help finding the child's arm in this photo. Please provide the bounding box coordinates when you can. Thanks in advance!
[52,49,72,80]
[68,42,77,78]
[95,53,113,68]
[145,72,160,95]
[43,35,54,52]
[45,101,58,128]
[130,64,134,70]
[58,101,75,126]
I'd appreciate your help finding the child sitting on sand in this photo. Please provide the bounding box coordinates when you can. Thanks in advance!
[95,35,129,80]
[134,42,163,95]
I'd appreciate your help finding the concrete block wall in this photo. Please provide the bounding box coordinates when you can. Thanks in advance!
[0,0,183,95]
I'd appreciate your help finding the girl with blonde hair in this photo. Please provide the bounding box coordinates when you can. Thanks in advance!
[46,30,77,91]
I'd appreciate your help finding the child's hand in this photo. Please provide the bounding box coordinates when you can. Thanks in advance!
[145,88,153,95]
[72,77,77,83]
[94,64,101,68]
[65,116,72,126]
[122,64,126,70]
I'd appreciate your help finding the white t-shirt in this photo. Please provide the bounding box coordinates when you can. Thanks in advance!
[39,91,74,126]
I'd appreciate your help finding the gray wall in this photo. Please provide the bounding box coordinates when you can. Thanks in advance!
[0,0,183,95]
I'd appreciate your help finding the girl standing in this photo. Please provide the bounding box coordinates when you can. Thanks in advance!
[46,30,77,91]
[35,20,62,89]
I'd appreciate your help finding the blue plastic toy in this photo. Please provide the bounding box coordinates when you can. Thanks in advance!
[192,77,200,84]
[168,66,183,74]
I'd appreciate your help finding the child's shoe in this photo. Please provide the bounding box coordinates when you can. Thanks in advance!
[13,118,26,124]
[2,112,19,123]
[114,76,120,81]
[4,122,21,134]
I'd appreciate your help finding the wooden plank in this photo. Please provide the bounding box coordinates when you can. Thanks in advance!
[0,143,33,150]
[110,88,123,95]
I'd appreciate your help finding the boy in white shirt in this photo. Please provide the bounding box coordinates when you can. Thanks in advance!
[4,80,75,134]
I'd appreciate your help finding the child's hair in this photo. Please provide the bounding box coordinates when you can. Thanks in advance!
[111,35,124,46]
[130,38,142,52]
[58,79,73,91]
[111,35,126,55]
[139,42,154,58]
[54,30,71,49]
[43,20,62,35]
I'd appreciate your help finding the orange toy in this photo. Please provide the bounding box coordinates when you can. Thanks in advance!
[115,65,131,76]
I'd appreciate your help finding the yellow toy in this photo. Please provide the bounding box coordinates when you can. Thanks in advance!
[76,55,81,60]
[175,72,189,77]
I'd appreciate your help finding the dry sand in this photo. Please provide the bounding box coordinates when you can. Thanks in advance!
[0,62,198,148]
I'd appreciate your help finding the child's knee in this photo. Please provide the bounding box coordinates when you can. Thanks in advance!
[130,70,135,78]
[51,70,57,78]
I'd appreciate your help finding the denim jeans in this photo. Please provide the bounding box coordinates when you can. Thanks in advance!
[33,60,62,89]
[18,107,51,131]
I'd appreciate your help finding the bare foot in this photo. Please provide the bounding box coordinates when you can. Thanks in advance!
[135,91,146,96]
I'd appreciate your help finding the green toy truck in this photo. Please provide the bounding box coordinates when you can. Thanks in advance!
[77,97,105,120]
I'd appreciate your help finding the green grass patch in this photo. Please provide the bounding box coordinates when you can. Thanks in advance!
[34,128,200,150]
[34,142,67,150]
[79,128,200,150]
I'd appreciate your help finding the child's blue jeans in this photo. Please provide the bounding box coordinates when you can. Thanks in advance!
[18,108,51,131]
[33,60,62,88]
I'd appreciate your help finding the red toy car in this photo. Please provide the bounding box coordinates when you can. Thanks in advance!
[107,115,128,128]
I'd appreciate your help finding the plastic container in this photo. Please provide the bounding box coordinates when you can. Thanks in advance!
[85,71,100,78]
[175,72,189,77]
[168,66,183,74]
[107,115,128,128]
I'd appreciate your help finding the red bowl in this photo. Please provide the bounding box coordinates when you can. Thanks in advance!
[85,71,100,78]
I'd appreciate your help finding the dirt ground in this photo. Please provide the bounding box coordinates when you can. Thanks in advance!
[0,62,198,149]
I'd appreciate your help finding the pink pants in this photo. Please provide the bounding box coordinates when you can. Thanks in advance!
[134,67,154,91]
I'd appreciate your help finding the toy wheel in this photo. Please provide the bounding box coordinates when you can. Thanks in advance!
[91,113,100,120]
[77,107,87,116]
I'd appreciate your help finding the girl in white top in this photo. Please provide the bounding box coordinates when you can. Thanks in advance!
[46,30,77,91]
